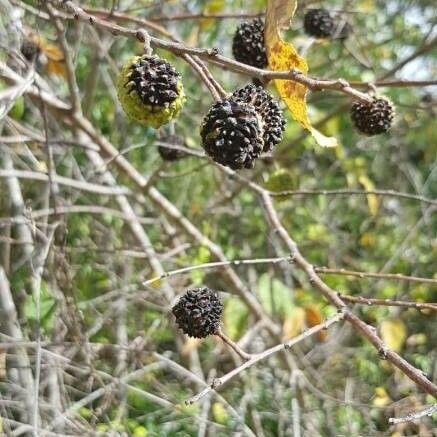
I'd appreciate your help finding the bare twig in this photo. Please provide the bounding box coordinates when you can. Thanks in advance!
[186,309,346,404]
[389,404,437,424]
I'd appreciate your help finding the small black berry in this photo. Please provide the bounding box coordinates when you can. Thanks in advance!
[350,96,394,136]
[172,287,223,338]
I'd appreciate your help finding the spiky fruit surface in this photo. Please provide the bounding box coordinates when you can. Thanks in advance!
[116,55,185,128]
[232,18,267,69]
[304,9,336,38]
[172,288,223,338]
[201,99,264,170]
[21,39,40,61]
[157,134,187,161]
[231,84,285,152]
[350,96,394,136]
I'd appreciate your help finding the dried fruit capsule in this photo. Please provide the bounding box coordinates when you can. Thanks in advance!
[232,18,267,69]
[350,96,394,136]
[200,85,285,169]
[116,55,185,128]
[172,287,223,338]
[201,99,264,169]
[231,84,286,152]
[304,8,336,39]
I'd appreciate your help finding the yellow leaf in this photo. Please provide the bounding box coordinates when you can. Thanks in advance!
[212,402,229,425]
[282,307,305,340]
[372,386,391,407]
[358,174,379,217]
[265,0,338,148]
[380,319,407,353]
[304,304,327,342]
[359,232,376,247]
[200,0,225,30]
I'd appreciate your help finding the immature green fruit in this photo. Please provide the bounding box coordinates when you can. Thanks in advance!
[116,55,185,128]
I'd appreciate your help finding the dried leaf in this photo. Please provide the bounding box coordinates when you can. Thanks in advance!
[282,307,305,340]
[265,0,338,148]
[27,31,66,77]
[372,386,391,407]
[380,319,407,352]
[304,304,327,341]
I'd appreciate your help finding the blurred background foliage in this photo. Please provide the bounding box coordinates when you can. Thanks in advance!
[0,0,436,435]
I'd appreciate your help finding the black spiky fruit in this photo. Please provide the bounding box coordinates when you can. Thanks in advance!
[350,96,394,136]
[116,55,185,128]
[231,84,285,152]
[200,85,285,169]
[201,99,264,169]
[232,18,267,69]
[304,8,336,39]
[172,287,223,338]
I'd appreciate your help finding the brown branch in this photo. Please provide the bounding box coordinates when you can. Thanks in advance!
[216,328,253,361]
[147,11,263,22]
[259,192,437,398]
[339,295,437,311]
[351,79,437,88]
[315,267,437,285]
[389,404,437,424]
[55,1,372,103]
[269,188,437,206]
[186,310,346,404]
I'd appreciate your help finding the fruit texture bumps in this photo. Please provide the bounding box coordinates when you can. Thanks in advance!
[172,287,223,338]
[200,85,285,170]
[304,8,336,39]
[116,55,185,128]
[232,18,268,69]
[350,96,394,136]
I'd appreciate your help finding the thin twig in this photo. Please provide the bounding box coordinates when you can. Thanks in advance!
[186,310,346,404]
[216,328,252,360]
[269,188,437,206]
[339,295,437,311]
[315,267,437,285]
[389,404,437,424]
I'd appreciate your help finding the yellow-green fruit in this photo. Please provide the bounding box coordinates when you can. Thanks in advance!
[116,55,185,128]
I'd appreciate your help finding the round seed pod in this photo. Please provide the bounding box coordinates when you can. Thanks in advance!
[201,99,265,170]
[350,96,395,136]
[116,55,185,128]
[231,84,285,152]
[157,134,187,161]
[232,18,268,69]
[304,8,336,39]
[172,287,223,338]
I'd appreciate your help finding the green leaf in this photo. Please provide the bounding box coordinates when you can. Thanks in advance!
[223,297,249,340]
[257,273,293,319]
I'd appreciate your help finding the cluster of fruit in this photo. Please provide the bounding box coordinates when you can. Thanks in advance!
[111,8,393,169]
